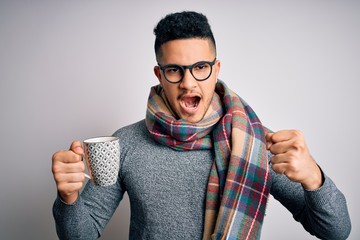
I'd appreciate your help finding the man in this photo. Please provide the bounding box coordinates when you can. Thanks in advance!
[52,11,351,239]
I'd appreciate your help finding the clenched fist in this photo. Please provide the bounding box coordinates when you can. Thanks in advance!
[266,130,323,190]
[52,141,87,204]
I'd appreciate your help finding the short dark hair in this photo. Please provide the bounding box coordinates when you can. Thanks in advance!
[153,11,216,61]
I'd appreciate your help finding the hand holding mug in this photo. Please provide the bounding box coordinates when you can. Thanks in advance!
[52,141,86,204]
[52,136,120,204]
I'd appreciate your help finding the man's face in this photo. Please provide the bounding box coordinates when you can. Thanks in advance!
[154,38,220,123]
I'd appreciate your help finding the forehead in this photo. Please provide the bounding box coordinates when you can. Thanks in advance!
[158,38,215,64]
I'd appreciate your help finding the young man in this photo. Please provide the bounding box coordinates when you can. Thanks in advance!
[52,11,351,239]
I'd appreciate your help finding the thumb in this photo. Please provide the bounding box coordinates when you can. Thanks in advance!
[265,133,274,150]
[69,140,84,155]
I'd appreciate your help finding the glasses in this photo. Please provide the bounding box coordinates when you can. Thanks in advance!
[158,58,217,83]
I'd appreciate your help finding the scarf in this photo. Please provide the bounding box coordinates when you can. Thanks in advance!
[145,80,271,240]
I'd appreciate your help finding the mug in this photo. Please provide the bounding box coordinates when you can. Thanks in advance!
[83,136,120,186]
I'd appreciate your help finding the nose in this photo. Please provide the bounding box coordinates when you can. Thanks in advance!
[179,68,197,90]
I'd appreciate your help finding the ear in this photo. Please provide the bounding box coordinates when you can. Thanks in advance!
[154,66,162,83]
[214,60,221,81]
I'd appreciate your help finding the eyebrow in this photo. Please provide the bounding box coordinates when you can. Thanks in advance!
[158,58,216,67]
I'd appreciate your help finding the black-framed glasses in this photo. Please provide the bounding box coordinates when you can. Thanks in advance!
[158,58,217,83]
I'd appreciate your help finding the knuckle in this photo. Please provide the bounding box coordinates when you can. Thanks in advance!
[52,151,62,163]
[52,164,60,174]
[292,141,304,151]
[293,141,305,151]
[53,172,64,183]
[52,150,75,163]
[80,174,86,182]
[292,130,304,138]
[286,151,299,163]
[287,162,297,171]
[287,159,301,173]
[78,162,86,172]
[73,153,83,163]
[67,152,77,162]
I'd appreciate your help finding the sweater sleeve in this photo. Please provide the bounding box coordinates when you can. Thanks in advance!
[53,178,125,240]
[270,167,351,240]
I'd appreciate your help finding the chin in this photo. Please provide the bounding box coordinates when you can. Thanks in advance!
[181,114,204,123]
[184,118,200,123]
[178,108,208,123]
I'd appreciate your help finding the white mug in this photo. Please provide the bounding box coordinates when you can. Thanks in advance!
[83,136,120,186]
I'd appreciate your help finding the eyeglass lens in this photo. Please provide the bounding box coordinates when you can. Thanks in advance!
[164,62,212,83]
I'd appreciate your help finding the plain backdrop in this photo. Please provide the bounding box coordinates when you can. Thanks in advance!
[0,1,359,239]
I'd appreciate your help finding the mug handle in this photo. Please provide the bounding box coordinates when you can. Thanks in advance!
[82,155,92,180]
[84,172,91,179]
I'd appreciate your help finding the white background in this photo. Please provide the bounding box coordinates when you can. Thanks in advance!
[0,1,359,239]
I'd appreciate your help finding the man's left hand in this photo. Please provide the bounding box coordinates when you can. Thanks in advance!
[266,130,323,190]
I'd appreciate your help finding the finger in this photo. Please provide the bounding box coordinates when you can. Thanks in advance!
[265,133,274,150]
[269,153,290,165]
[57,181,84,196]
[265,132,273,141]
[54,172,86,184]
[54,161,86,174]
[69,140,84,155]
[52,161,86,184]
[271,162,288,175]
[270,130,300,144]
[269,140,294,155]
[52,150,82,164]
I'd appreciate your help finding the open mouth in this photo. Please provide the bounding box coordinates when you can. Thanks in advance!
[181,96,200,112]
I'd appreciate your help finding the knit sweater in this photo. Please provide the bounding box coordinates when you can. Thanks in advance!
[53,120,351,239]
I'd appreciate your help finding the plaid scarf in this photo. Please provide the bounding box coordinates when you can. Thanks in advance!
[145,80,271,240]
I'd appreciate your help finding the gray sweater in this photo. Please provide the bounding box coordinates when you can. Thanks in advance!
[53,120,351,239]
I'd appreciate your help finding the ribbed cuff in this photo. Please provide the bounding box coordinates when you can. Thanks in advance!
[56,192,80,206]
[303,173,336,209]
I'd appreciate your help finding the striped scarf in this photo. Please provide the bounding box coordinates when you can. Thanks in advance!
[145,80,271,240]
